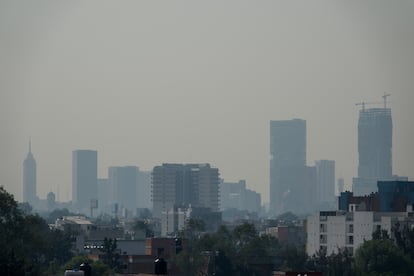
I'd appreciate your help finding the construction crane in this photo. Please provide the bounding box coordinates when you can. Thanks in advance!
[382,92,391,109]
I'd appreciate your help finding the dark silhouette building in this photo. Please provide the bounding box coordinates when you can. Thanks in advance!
[108,166,138,213]
[152,163,219,219]
[270,119,307,215]
[23,141,37,205]
[72,150,98,212]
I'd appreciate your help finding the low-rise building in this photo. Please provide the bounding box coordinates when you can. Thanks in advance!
[306,209,414,256]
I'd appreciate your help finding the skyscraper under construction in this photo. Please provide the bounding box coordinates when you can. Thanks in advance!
[352,106,393,195]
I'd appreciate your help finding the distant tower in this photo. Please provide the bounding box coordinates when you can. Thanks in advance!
[23,140,37,205]
[315,160,335,207]
[353,105,392,195]
[269,119,307,215]
[108,166,138,212]
[72,150,98,212]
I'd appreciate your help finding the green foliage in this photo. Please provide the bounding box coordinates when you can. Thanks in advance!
[393,222,414,260]
[184,218,206,238]
[132,219,154,237]
[354,239,414,275]
[100,237,121,271]
[45,208,71,224]
[173,250,206,276]
[307,248,354,276]
[0,186,73,275]
[18,202,33,214]
[175,222,307,276]
[372,227,390,240]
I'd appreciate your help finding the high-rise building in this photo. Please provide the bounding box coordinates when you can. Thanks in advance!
[137,170,152,209]
[72,150,97,212]
[23,141,37,205]
[315,160,335,208]
[152,163,219,219]
[108,166,138,212]
[352,107,392,195]
[220,180,261,214]
[270,119,306,215]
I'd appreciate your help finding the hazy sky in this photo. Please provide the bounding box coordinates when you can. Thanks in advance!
[1,1,414,203]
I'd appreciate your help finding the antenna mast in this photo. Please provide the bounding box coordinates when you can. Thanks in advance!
[382,92,391,109]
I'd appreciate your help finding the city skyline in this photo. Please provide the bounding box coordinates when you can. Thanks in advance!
[2,1,414,203]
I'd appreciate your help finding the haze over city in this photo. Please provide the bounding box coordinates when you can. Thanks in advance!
[1,1,414,203]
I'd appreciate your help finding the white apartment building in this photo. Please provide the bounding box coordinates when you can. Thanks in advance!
[307,209,412,256]
[161,207,187,237]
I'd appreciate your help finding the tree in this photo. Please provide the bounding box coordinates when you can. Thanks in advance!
[185,218,206,238]
[175,222,308,275]
[45,208,71,224]
[100,237,121,271]
[0,186,74,275]
[0,186,26,275]
[354,239,414,275]
[393,222,414,260]
[132,219,154,237]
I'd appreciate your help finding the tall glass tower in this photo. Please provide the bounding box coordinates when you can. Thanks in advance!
[269,119,306,215]
[353,107,392,195]
[72,150,98,211]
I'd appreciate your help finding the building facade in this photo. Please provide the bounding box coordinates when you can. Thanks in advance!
[307,210,413,256]
[108,166,138,213]
[72,150,98,212]
[152,163,219,219]
[220,180,261,214]
[23,141,37,205]
[352,107,392,195]
[270,119,307,215]
[315,160,335,209]
[137,170,152,209]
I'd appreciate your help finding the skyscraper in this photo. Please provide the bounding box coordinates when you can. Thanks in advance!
[315,160,335,208]
[23,141,37,205]
[72,150,97,211]
[352,107,392,195]
[108,166,138,212]
[270,119,306,215]
[152,163,219,218]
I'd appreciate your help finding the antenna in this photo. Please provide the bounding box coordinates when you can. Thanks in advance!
[382,92,391,109]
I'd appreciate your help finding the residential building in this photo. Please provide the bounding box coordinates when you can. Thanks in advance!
[339,180,414,212]
[72,150,98,212]
[161,207,186,237]
[152,163,219,219]
[306,210,413,256]
[270,119,307,215]
[23,141,37,205]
